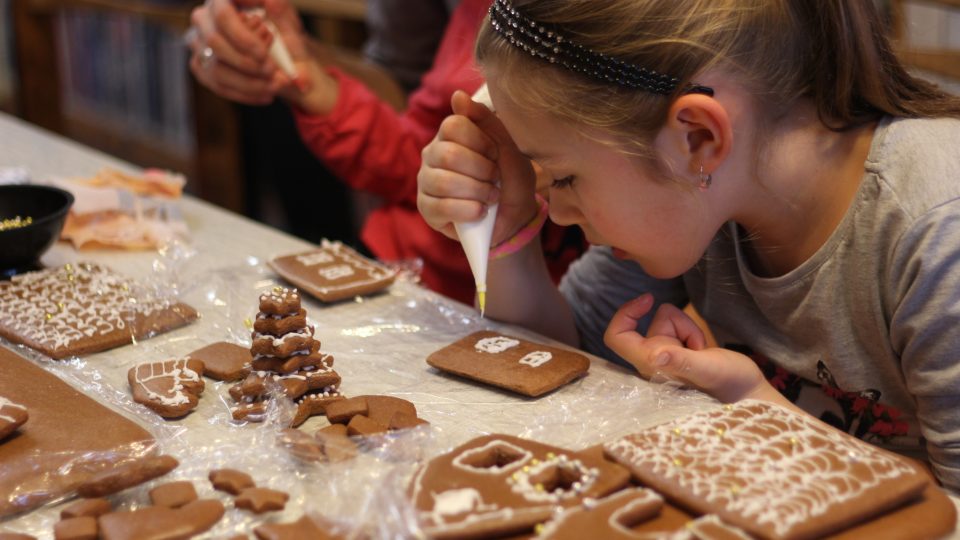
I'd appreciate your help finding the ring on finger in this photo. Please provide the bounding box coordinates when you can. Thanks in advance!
[199,46,215,68]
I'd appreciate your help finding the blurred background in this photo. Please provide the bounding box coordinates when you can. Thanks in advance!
[0,0,957,248]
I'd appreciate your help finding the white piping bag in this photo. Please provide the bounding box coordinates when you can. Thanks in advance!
[456,84,496,316]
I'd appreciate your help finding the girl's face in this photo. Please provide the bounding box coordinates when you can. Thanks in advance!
[490,80,721,279]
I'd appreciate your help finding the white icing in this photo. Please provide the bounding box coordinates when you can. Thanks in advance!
[296,252,334,266]
[452,440,532,474]
[604,400,919,538]
[430,488,498,521]
[0,395,27,423]
[508,454,599,503]
[252,327,313,348]
[133,358,200,406]
[295,242,395,295]
[519,351,552,368]
[475,336,520,354]
[317,264,355,281]
[0,263,180,352]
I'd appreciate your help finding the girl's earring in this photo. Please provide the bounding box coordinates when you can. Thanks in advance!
[699,164,712,191]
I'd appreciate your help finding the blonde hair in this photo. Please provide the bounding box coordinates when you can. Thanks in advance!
[477,0,960,162]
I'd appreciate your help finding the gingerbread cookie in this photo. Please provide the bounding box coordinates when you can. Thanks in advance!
[128,358,205,418]
[0,263,197,359]
[76,454,179,498]
[254,309,308,336]
[209,469,255,495]
[61,499,112,520]
[235,487,289,514]
[254,515,345,540]
[410,433,631,539]
[291,388,345,428]
[257,287,302,316]
[269,241,397,303]
[97,499,224,540]
[0,395,27,440]
[536,487,664,539]
[426,331,590,397]
[251,326,315,359]
[53,517,98,540]
[186,342,251,382]
[0,346,154,517]
[604,401,931,540]
[149,481,198,508]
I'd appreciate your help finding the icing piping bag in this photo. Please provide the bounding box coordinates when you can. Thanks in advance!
[455,202,497,317]
[263,21,306,91]
[457,84,497,317]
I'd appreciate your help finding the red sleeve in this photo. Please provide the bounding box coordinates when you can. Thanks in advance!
[292,0,486,207]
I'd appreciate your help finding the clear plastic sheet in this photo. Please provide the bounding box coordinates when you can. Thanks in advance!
[1,251,722,538]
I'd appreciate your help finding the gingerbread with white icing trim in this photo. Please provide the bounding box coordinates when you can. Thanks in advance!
[128,358,205,418]
[0,263,197,359]
[426,330,590,397]
[269,241,397,303]
[604,400,931,540]
[410,433,630,539]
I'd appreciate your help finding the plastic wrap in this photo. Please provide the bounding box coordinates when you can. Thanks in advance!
[1,251,719,539]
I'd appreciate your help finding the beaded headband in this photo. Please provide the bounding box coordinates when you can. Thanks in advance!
[488,0,714,96]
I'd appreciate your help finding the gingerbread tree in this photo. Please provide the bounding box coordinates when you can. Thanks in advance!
[229,287,344,425]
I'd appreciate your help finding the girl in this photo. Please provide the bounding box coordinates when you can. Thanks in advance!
[417,0,960,490]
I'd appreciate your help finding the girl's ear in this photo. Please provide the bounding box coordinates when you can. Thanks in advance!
[661,93,733,180]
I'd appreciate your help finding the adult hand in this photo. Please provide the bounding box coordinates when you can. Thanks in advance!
[604,294,782,405]
[417,90,539,244]
[187,0,332,110]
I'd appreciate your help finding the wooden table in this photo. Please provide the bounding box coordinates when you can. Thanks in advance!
[0,112,728,537]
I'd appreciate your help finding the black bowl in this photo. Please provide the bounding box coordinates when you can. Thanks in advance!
[0,184,74,275]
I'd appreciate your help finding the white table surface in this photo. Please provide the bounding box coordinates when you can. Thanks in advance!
[0,111,956,539]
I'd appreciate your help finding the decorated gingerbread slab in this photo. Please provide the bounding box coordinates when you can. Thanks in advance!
[128,358,205,418]
[425,331,590,397]
[0,345,155,517]
[268,240,397,302]
[0,262,198,359]
[604,400,932,540]
[409,433,631,539]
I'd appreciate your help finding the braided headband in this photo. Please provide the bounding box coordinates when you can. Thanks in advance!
[489,0,713,96]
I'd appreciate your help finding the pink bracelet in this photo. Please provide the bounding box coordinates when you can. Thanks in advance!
[489,194,549,260]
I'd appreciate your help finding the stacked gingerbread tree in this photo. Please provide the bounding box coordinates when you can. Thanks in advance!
[229,287,344,426]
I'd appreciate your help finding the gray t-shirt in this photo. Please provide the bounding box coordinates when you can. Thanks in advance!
[560,116,960,491]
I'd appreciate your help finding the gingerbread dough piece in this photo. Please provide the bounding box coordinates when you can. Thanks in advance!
[235,487,290,514]
[97,499,224,540]
[0,395,28,440]
[77,454,179,498]
[426,331,590,397]
[53,516,98,540]
[269,241,397,303]
[604,400,931,540]
[254,309,308,336]
[0,263,197,359]
[290,388,345,428]
[251,326,315,358]
[257,287,302,316]
[128,359,205,418]
[254,515,345,540]
[0,346,155,517]
[209,469,255,495]
[410,433,631,539]
[61,498,112,520]
[187,342,251,382]
[149,481,198,508]
[536,487,664,540]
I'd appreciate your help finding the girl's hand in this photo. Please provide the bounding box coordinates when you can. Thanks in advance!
[418,90,540,244]
[604,294,781,404]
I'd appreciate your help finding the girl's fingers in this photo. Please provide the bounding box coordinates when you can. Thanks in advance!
[648,303,707,351]
[422,136,498,187]
[603,294,655,359]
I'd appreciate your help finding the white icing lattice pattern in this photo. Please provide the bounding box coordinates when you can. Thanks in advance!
[605,400,919,537]
[133,358,201,406]
[0,263,175,351]
[312,240,395,294]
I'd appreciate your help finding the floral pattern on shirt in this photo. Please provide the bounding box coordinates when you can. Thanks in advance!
[728,344,910,444]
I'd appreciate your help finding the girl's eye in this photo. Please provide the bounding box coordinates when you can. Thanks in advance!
[551,175,575,189]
